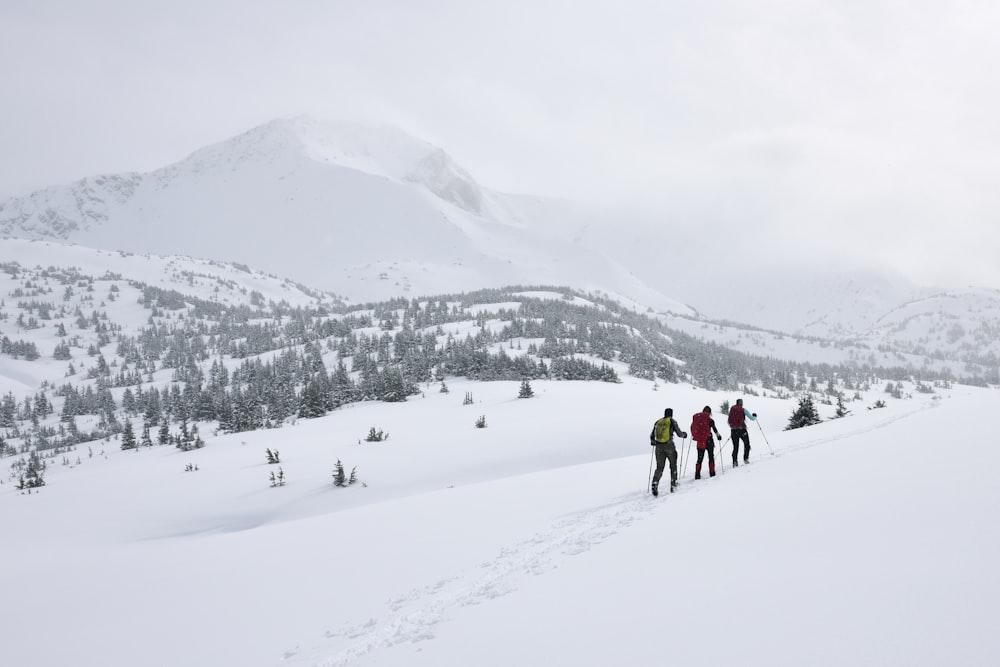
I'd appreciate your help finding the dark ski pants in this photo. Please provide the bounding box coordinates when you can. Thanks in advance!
[652,441,678,489]
[695,441,715,478]
[731,428,750,463]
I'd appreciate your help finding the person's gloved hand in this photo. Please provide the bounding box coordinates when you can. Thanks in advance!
[752,413,757,418]
[682,432,689,439]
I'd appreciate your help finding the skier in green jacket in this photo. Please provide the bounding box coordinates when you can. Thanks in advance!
[649,408,687,496]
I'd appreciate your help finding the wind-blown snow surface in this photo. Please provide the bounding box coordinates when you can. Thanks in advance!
[3,379,997,666]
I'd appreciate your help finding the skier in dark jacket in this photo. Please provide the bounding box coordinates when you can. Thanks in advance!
[692,406,723,479]
[649,408,687,496]
[727,398,757,465]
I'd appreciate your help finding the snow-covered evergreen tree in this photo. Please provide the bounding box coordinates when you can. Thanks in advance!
[333,459,347,487]
[18,451,46,489]
[120,420,137,450]
[785,395,822,430]
[364,427,388,442]
[141,424,153,447]
[834,394,850,419]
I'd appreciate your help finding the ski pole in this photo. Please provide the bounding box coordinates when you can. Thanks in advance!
[756,420,774,455]
[681,437,691,479]
[678,437,686,480]
[719,437,730,473]
[648,448,655,493]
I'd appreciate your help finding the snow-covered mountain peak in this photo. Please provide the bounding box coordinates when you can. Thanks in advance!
[151,116,325,185]
[163,118,307,174]
[285,116,485,214]
[1,116,678,310]
[405,146,484,214]
[282,116,434,176]
[153,115,486,214]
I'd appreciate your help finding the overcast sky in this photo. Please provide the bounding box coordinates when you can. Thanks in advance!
[2,0,999,289]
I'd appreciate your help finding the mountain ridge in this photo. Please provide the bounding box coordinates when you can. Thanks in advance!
[1,115,996,355]
[0,116,691,317]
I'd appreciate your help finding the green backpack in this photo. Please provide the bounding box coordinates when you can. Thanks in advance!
[653,417,672,444]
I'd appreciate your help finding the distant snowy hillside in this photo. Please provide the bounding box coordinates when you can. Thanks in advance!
[0,239,344,397]
[860,288,1000,366]
[606,240,924,338]
[654,281,1000,377]
[0,117,690,316]
[0,238,343,309]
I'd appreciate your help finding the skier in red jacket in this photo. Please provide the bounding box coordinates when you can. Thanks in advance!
[691,406,723,480]
[728,398,757,465]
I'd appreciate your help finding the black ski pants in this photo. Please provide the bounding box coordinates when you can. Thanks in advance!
[731,427,750,462]
[652,441,678,488]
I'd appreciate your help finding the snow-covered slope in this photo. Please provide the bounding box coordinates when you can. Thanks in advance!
[0,117,692,316]
[656,284,1000,375]
[1,234,996,665]
[0,237,342,308]
[2,377,996,666]
[0,238,345,398]
[861,288,1000,365]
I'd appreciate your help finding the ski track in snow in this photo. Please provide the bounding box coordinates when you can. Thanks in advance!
[763,398,935,459]
[278,489,652,666]
[278,400,931,666]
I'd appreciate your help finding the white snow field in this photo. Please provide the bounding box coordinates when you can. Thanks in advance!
[2,379,998,667]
